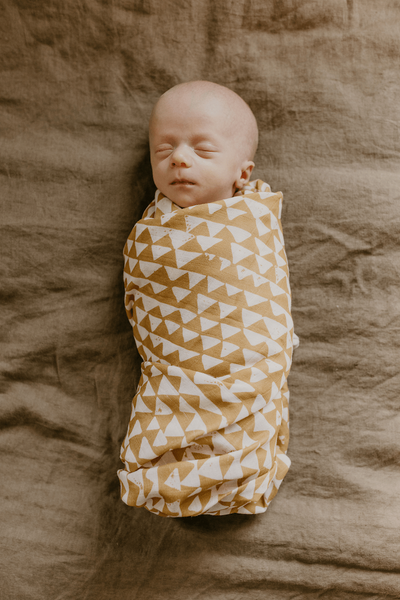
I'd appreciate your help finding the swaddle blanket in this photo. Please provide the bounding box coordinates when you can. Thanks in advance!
[118,180,295,517]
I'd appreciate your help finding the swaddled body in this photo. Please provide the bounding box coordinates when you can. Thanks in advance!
[118,179,295,516]
[118,82,296,516]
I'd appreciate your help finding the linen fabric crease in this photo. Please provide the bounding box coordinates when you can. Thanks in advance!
[118,180,296,517]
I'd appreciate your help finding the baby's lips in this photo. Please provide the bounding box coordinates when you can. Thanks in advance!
[171,179,195,185]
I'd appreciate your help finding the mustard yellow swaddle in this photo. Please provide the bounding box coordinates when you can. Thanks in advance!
[118,180,295,517]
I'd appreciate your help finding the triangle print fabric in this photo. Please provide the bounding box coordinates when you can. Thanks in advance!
[118,180,296,517]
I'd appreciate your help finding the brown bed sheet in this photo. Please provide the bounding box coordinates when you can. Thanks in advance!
[1,1,399,598]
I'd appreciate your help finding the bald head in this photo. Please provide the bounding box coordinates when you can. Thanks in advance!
[150,81,258,161]
[149,81,258,207]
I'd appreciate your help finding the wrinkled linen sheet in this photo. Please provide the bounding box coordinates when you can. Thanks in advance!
[1,1,400,599]
[119,181,294,516]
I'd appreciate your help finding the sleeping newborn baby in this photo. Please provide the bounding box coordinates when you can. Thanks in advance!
[118,81,297,517]
[149,80,257,207]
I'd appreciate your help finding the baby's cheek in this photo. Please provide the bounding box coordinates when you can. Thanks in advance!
[152,169,165,188]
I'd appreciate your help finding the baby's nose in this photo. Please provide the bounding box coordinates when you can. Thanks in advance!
[171,147,192,168]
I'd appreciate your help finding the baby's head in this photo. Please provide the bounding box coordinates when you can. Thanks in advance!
[149,81,258,208]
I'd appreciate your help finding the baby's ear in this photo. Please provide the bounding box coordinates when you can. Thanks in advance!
[235,160,255,190]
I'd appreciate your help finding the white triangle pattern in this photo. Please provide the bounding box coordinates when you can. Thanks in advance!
[118,180,295,518]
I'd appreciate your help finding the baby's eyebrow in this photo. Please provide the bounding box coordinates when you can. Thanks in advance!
[154,135,174,144]
[190,135,219,147]
[152,132,220,147]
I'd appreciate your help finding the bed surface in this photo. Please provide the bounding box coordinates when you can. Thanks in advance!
[1,1,399,598]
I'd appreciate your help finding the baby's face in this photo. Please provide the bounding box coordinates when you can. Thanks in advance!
[149,93,253,208]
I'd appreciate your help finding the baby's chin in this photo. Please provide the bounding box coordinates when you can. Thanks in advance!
[161,185,234,208]
[162,186,211,208]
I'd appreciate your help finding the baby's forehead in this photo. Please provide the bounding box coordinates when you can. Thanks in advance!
[150,82,258,157]
[150,95,234,142]
[155,88,232,120]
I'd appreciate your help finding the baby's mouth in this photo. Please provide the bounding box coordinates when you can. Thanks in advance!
[171,179,195,185]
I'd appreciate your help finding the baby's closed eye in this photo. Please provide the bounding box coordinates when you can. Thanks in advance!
[195,145,218,157]
[155,145,173,155]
